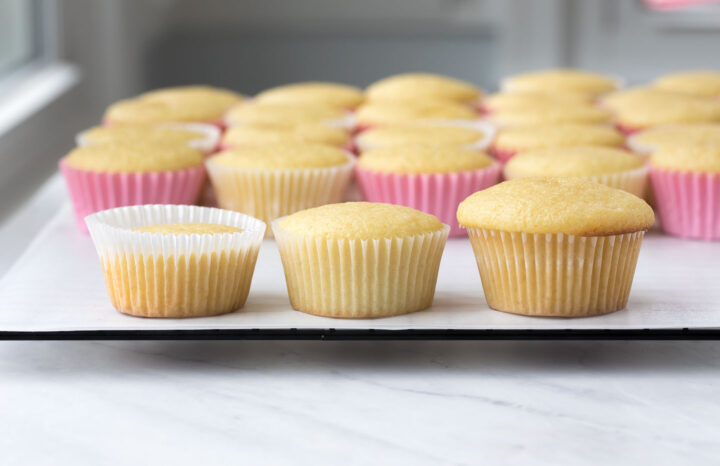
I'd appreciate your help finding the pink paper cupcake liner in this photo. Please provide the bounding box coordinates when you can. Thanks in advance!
[650,166,720,240]
[60,160,206,233]
[616,123,642,136]
[489,146,517,163]
[355,163,502,237]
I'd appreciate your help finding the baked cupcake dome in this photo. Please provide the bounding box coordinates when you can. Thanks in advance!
[272,202,449,318]
[649,143,720,240]
[501,68,620,96]
[225,102,351,128]
[489,103,613,127]
[457,177,653,317]
[611,92,720,132]
[654,71,720,98]
[503,146,647,197]
[355,123,493,152]
[365,72,482,105]
[482,90,594,113]
[355,100,478,127]
[628,123,720,156]
[254,82,364,109]
[491,123,625,163]
[104,85,242,126]
[221,123,350,149]
[76,124,221,155]
[85,204,265,318]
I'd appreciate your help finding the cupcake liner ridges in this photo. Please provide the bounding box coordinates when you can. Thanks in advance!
[206,154,355,237]
[356,163,501,237]
[650,166,720,240]
[60,160,206,233]
[466,228,645,317]
[85,204,266,318]
[272,221,450,318]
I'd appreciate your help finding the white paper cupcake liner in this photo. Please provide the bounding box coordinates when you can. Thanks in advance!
[466,228,645,317]
[85,204,266,318]
[206,153,355,237]
[272,221,450,318]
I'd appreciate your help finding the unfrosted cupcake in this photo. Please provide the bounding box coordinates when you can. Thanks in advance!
[355,100,478,130]
[221,123,351,151]
[504,146,647,198]
[489,103,613,128]
[225,102,353,129]
[355,123,494,152]
[356,145,500,236]
[628,123,720,157]
[273,202,449,318]
[86,204,265,318]
[254,82,364,109]
[491,123,624,163]
[365,72,482,105]
[609,92,720,134]
[457,177,654,317]
[206,143,354,235]
[649,142,720,240]
[481,90,594,114]
[77,124,221,155]
[501,69,621,96]
[654,71,720,98]
[104,85,242,128]
[60,142,205,232]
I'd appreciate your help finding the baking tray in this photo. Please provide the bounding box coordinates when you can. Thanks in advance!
[1,204,719,340]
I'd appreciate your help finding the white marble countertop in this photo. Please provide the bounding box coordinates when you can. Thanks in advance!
[2,176,720,465]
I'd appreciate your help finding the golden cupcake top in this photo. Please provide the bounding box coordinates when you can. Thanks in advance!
[254,82,364,109]
[613,93,720,129]
[504,146,644,178]
[483,91,594,112]
[278,202,444,239]
[356,100,478,126]
[105,85,242,124]
[632,123,720,149]
[651,143,720,173]
[490,104,612,127]
[495,123,624,151]
[63,143,203,173]
[357,124,484,149]
[222,123,349,147]
[358,145,493,174]
[654,70,720,98]
[457,177,653,235]
[502,69,619,95]
[81,125,206,146]
[366,73,481,104]
[225,102,346,126]
[132,223,244,235]
[209,143,348,170]
[600,86,677,111]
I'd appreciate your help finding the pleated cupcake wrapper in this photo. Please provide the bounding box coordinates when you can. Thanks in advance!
[354,120,496,153]
[503,165,649,199]
[466,228,645,317]
[649,166,720,240]
[355,163,501,237]
[60,160,206,233]
[489,146,518,163]
[272,221,450,318]
[625,134,655,159]
[206,154,355,237]
[85,204,266,318]
[616,123,643,136]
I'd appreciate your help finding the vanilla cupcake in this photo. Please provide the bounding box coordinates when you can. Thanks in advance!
[356,145,500,236]
[355,100,478,129]
[255,82,364,109]
[501,69,620,96]
[457,177,654,317]
[355,123,494,152]
[489,103,613,128]
[206,143,354,235]
[482,90,594,114]
[649,142,720,240]
[225,102,352,129]
[366,73,482,105]
[273,202,449,318]
[491,123,624,163]
[628,123,720,157]
[609,92,720,134]
[504,146,647,198]
[221,123,350,150]
[86,204,265,318]
[104,85,242,127]
[60,142,205,232]
[77,124,220,155]
[654,71,720,98]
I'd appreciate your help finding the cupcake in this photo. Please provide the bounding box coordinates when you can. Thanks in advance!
[104,85,242,128]
[481,90,594,114]
[60,142,205,232]
[649,142,720,240]
[356,145,500,236]
[457,177,654,317]
[365,72,482,106]
[254,82,364,109]
[355,100,478,130]
[272,202,449,318]
[503,146,648,198]
[76,124,221,155]
[225,102,353,129]
[609,92,720,134]
[206,143,354,235]
[355,122,494,152]
[654,70,720,98]
[491,123,624,163]
[489,103,613,128]
[85,204,265,318]
[220,123,351,152]
[600,86,676,111]
[628,123,720,157]
[501,69,621,96]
